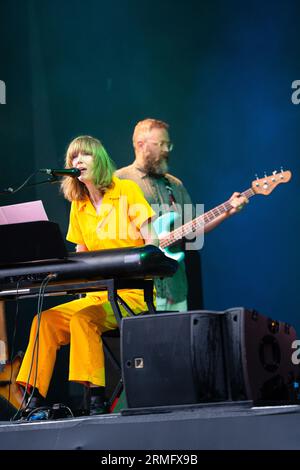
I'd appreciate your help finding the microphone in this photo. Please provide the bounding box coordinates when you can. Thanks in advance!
[39,168,81,177]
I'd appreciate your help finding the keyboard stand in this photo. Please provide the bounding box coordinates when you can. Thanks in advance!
[0,277,156,325]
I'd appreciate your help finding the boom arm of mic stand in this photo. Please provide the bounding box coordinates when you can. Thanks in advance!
[0,172,59,196]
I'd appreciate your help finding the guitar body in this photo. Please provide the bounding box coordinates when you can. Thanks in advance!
[153,212,185,262]
[0,353,24,412]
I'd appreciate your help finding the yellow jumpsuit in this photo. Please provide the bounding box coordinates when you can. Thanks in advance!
[16,177,155,397]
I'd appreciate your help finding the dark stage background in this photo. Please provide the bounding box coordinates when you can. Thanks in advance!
[0,0,299,402]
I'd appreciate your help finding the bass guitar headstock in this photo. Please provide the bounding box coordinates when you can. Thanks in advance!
[252,168,292,195]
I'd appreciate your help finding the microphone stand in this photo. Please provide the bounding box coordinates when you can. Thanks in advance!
[0,171,59,196]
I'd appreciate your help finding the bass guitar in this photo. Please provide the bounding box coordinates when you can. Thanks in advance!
[153,169,292,261]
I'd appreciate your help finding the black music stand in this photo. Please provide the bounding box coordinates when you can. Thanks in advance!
[0,221,68,265]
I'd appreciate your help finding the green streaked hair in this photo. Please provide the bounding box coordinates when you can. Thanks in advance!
[61,135,116,201]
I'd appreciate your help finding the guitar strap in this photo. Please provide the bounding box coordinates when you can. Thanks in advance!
[162,176,177,210]
[162,176,184,249]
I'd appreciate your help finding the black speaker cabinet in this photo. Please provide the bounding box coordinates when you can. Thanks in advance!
[122,308,298,409]
[224,307,298,403]
[121,311,229,408]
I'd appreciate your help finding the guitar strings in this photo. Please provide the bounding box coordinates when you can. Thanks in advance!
[160,188,255,248]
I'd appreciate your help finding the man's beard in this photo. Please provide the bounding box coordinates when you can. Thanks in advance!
[143,155,169,176]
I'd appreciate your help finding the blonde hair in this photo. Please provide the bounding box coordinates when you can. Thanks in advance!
[132,118,169,149]
[61,135,116,201]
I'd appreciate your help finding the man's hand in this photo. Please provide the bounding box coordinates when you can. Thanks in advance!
[204,192,249,233]
[228,192,249,215]
[140,220,159,246]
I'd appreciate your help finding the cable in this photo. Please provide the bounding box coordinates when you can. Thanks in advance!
[0,172,38,195]
[25,403,74,422]
[24,275,52,404]
[11,273,55,421]
[0,171,60,196]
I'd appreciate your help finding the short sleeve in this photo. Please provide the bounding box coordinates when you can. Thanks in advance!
[66,201,85,245]
[124,180,156,231]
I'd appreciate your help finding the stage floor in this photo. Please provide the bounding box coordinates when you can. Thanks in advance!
[1,401,300,450]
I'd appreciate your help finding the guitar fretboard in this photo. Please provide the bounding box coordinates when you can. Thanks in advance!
[159,188,255,249]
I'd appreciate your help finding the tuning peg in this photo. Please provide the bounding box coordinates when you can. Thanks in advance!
[263,172,268,186]
[255,174,259,180]
[280,166,284,172]
[271,170,277,182]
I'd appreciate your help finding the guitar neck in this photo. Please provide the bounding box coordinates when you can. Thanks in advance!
[160,187,255,249]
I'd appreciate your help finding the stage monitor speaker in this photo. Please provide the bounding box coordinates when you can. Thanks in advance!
[224,307,298,403]
[122,308,298,409]
[121,311,229,408]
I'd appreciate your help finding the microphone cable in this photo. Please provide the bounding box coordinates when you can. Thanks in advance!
[0,171,39,195]
[0,168,63,196]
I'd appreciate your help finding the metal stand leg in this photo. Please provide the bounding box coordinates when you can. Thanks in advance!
[143,280,156,315]
[107,280,123,326]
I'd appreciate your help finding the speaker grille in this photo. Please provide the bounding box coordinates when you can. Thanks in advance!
[224,308,298,402]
